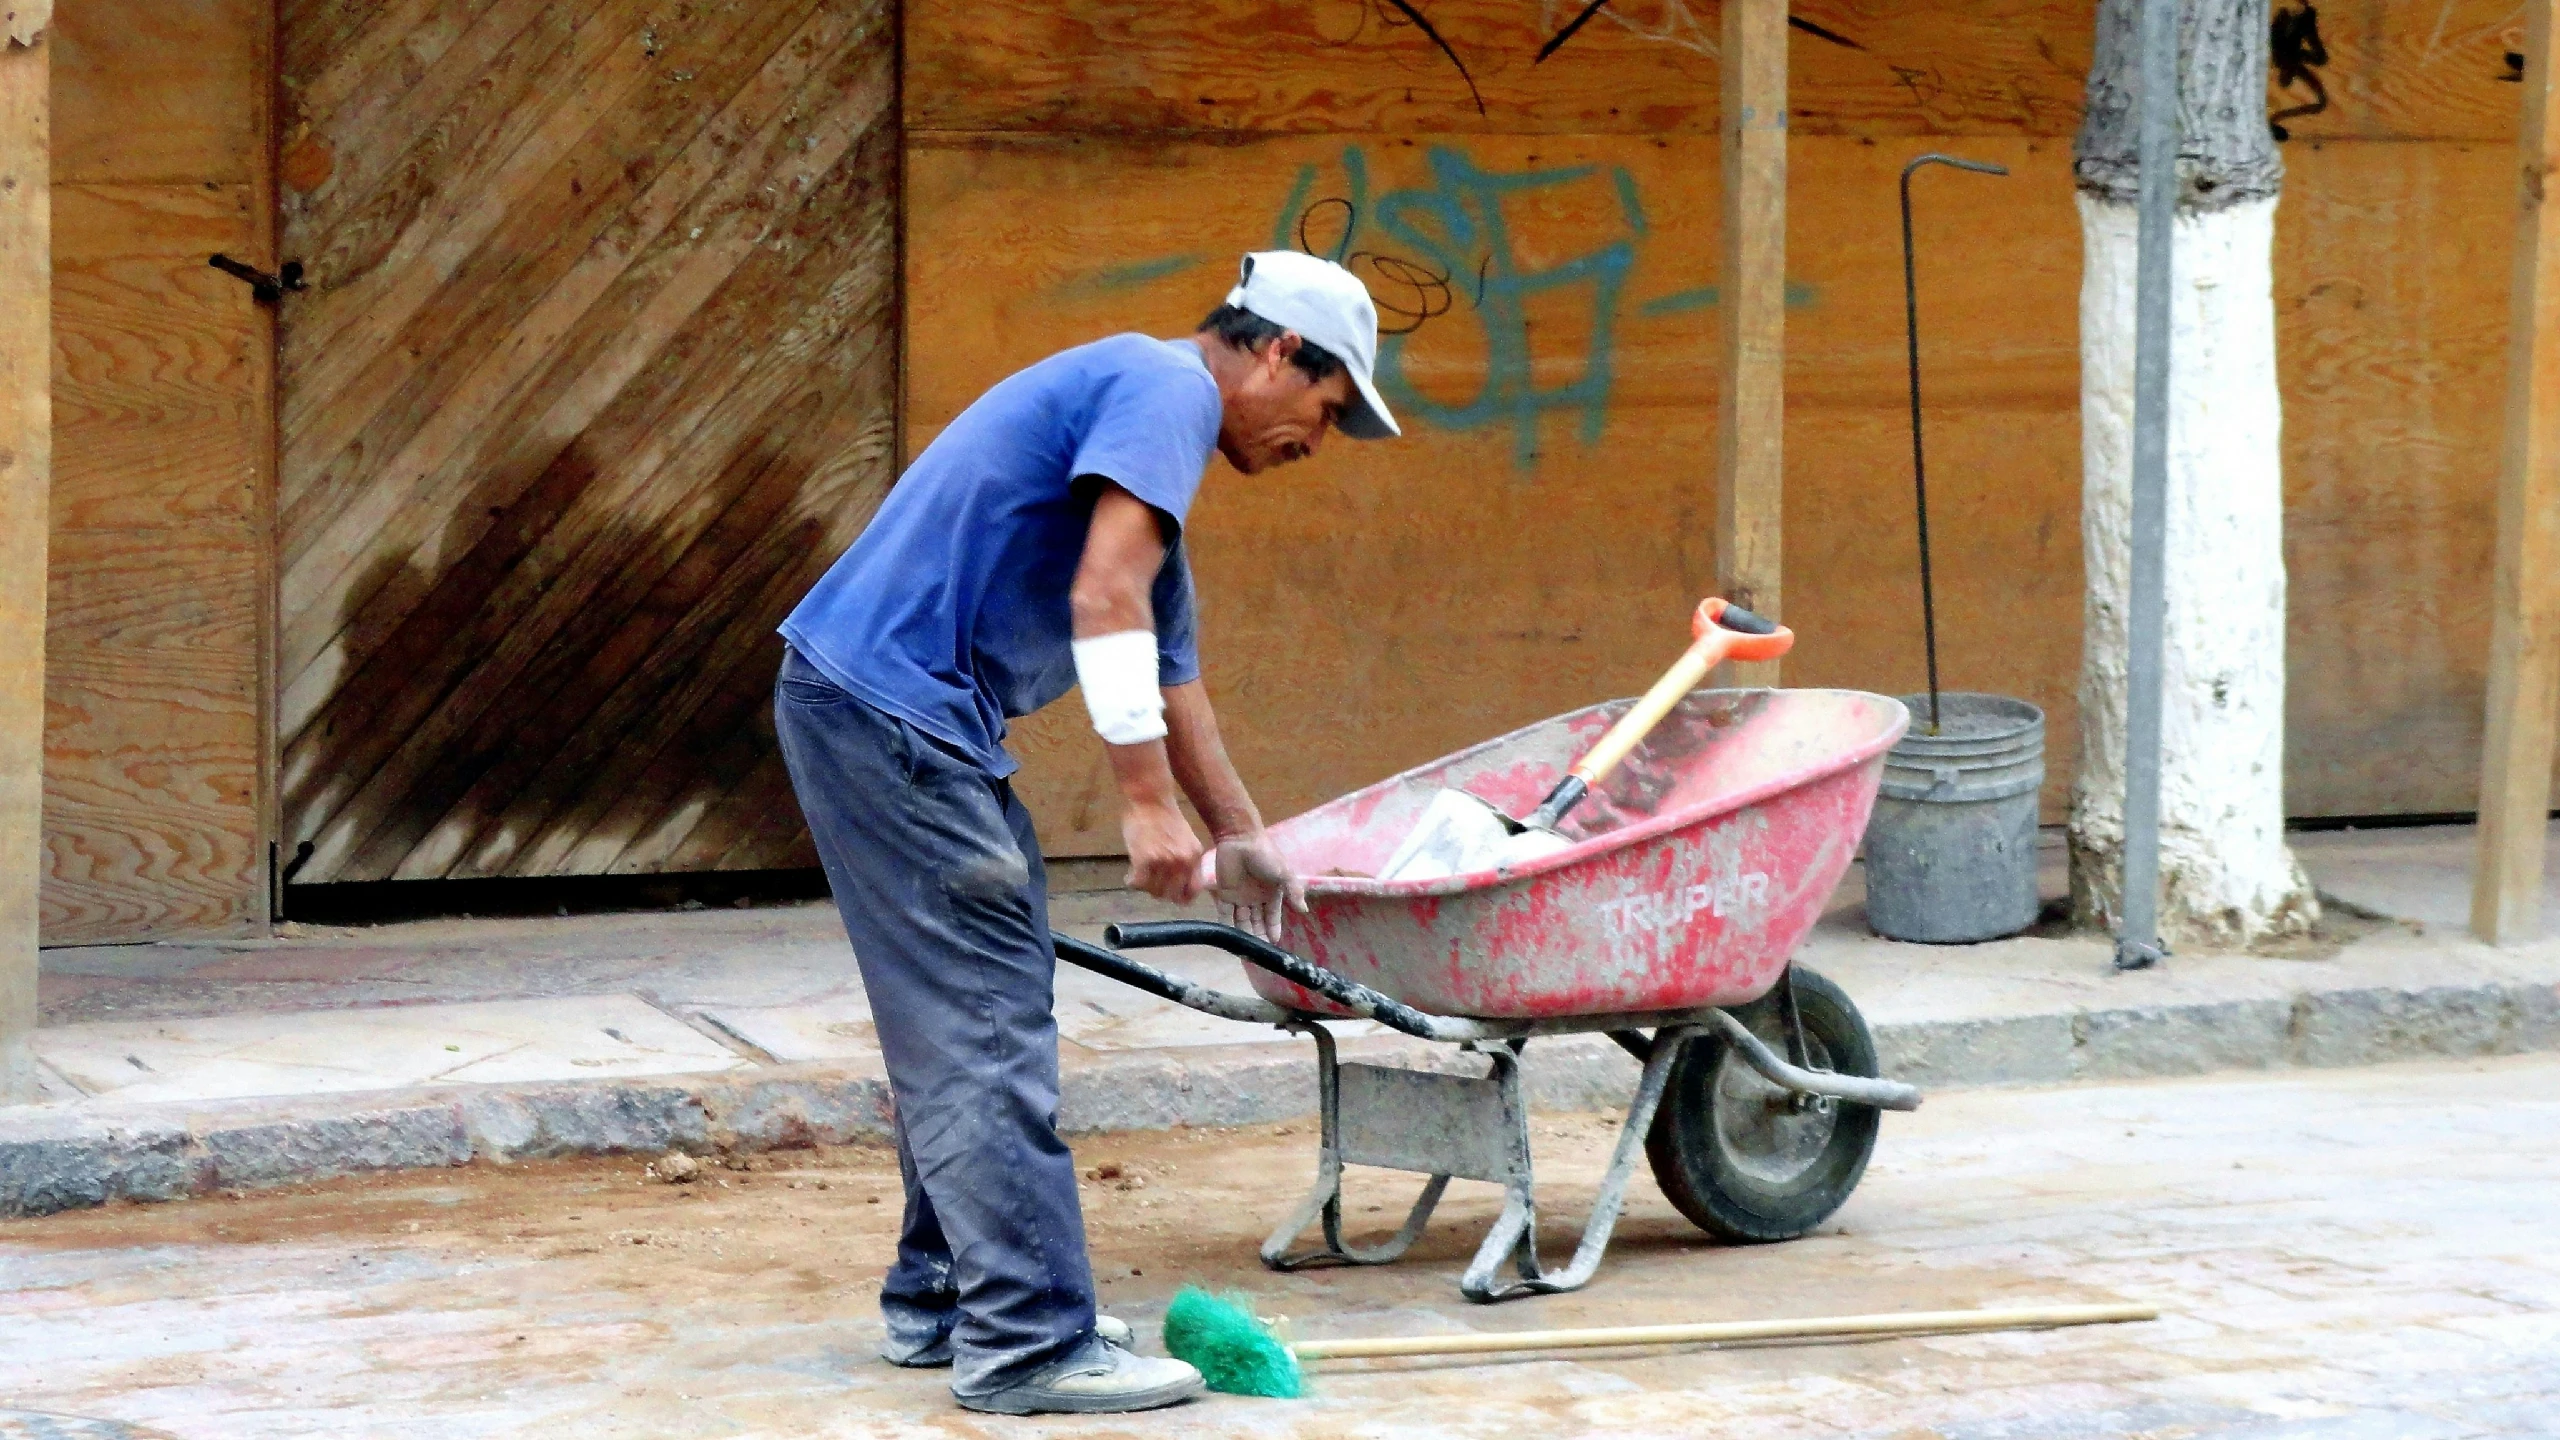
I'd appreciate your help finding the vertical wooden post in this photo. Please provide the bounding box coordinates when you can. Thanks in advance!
[2473,0,2560,946]
[1717,0,1787,686]
[0,2,49,1103]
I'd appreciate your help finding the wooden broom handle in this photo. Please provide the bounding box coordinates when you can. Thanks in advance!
[1568,598,1796,791]
[1288,1302,2156,1361]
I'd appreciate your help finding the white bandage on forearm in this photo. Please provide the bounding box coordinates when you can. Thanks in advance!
[1073,630,1168,745]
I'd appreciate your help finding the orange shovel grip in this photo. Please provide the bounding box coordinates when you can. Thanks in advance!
[1565,598,1795,790]
[1694,597,1795,663]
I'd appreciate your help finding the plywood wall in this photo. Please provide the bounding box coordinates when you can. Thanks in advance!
[274,0,900,884]
[41,0,272,943]
[905,0,2533,856]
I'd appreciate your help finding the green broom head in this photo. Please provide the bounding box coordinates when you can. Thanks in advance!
[1162,1286,1302,1399]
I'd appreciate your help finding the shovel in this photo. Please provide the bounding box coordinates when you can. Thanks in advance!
[1376,598,1796,883]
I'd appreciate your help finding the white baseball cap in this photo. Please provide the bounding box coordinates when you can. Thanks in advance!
[1226,251,1401,440]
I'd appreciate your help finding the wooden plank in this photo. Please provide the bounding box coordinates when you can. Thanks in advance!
[277,0,661,459]
[0,20,48,1099]
[278,0,750,540]
[2265,0,2531,145]
[44,180,265,943]
[2472,0,2560,944]
[39,128,271,937]
[51,183,262,530]
[42,528,265,943]
[251,0,280,924]
[277,0,902,883]
[2276,141,2509,818]
[904,0,2533,145]
[51,0,262,185]
[41,572,263,943]
[474,364,895,880]
[280,0,875,722]
[904,132,2090,855]
[281,52,891,880]
[282,0,505,135]
[281,0,614,263]
[905,0,2102,138]
[1717,0,1786,684]
[906,127,2552,855]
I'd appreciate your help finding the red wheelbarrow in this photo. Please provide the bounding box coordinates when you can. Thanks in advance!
[1055,682,1921,1303]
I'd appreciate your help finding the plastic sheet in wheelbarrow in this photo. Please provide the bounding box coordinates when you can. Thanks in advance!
[1264,688,1910,1020]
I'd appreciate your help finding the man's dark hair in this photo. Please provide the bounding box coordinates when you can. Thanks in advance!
[1198,303,1346,381]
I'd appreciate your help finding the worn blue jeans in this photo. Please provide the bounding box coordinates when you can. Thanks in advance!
[772,647,1097,1396]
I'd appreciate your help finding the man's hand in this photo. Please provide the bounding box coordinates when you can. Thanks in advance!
[1122,798,1206,904]
[1213,830,1309,941]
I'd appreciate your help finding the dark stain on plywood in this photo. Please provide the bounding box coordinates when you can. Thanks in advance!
[277,0,898,882]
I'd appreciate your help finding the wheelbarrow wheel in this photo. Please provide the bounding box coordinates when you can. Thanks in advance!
[1645,966,1881,1244]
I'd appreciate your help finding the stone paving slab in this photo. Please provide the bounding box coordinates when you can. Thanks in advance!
[6,950,2556,1216]
[7,825,2560,1215]
[35,995,748,1104]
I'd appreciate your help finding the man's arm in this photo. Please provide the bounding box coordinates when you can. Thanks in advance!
[1071,484,1203,903]
[1165,680,1308,938]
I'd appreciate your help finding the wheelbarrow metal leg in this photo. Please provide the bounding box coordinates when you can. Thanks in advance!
[1261,1021,1455,1270]
[1462,1027,1698,1302]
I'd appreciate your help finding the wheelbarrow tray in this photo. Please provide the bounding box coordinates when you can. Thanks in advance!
[1263,688,1910,1020]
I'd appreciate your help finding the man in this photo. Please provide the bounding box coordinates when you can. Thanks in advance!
[772,251,1399,1415]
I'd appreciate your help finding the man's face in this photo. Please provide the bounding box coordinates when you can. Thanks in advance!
[1218,333,1356,475]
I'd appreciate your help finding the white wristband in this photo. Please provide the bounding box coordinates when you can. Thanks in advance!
[1073,630,1168,745]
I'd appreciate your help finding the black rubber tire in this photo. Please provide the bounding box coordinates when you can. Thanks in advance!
[1644,966,1882,1244]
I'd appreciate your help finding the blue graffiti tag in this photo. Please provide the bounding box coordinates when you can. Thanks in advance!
[1072,144,1818,469]
[1276,146,1641,469]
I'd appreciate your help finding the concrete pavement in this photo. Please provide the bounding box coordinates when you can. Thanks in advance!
[4,825,2558,1214]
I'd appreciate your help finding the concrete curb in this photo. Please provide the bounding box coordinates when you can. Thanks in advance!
[4,976,2555,1217]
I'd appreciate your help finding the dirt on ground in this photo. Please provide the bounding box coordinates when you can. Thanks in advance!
[4,1109,2081,1405]
[11,1111,2011,1320]
[12,1060,2551,1438]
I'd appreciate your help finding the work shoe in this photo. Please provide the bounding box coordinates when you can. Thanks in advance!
[953,1336,1203,1416]
[882,1314,1133,1369]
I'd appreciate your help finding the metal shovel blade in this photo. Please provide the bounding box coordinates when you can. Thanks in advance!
[1377,789,1573,883]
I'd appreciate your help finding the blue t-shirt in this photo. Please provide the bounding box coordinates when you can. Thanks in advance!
[780,334,1221,776]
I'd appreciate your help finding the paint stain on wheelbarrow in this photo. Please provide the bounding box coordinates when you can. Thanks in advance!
[1263,689,1909,1019]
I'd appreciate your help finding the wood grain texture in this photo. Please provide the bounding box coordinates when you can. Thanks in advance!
[50,0,264,185]
[2276,140,2519,820]
[51,185,263,532]
[1,30,49,1092]
[277,0,900,883]
[2267,0,2537,145]
[2470,0,2560,942]
[1717,0,1786,685]
[41,181,269,943]
[907,0,2539,144]
[905,133,2091,855]
[904,0,2532,848]
[906,0,2104,138]
[42,529,264,941]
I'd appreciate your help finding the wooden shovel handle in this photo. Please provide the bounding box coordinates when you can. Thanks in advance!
[1568,598,1795,790]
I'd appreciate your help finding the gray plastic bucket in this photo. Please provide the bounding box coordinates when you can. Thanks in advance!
[1862,692,2045,944]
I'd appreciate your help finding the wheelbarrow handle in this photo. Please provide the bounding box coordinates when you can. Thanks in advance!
[1053,931,1290,1025]
[1104,920,1462,1042]
[1086,927,1925,1111]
